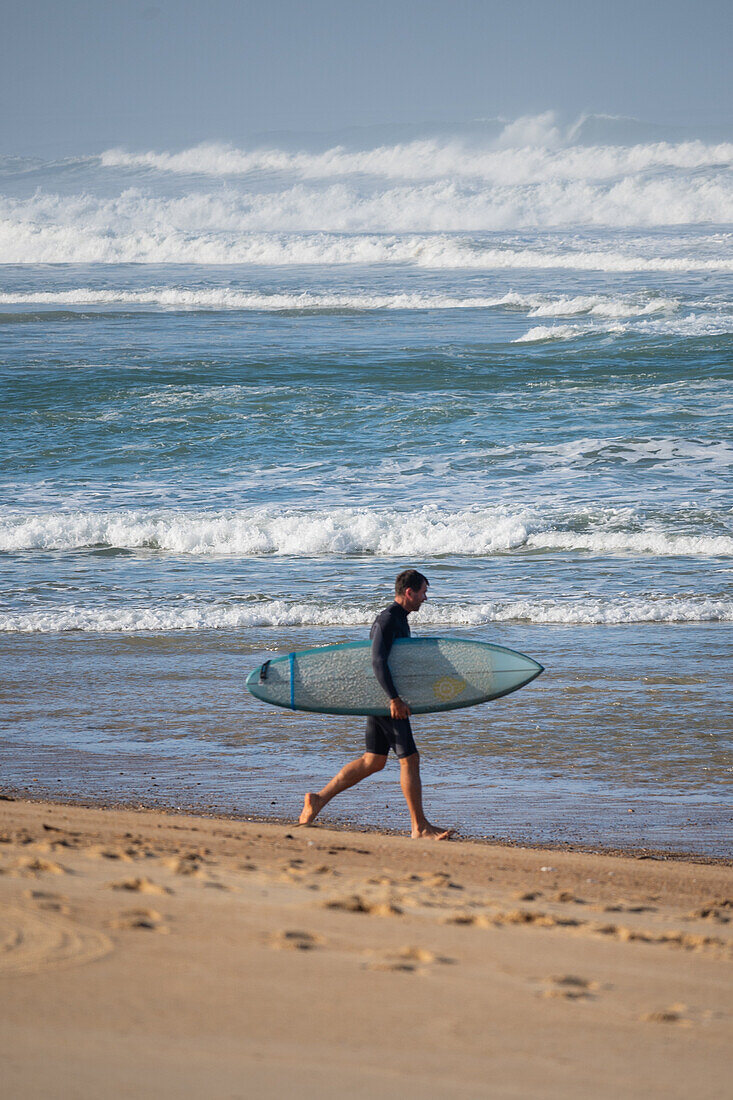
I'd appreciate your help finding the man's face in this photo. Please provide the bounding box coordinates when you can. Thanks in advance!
[404,581,429,613]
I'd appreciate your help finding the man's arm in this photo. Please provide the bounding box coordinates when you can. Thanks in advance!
[371,618,411,719]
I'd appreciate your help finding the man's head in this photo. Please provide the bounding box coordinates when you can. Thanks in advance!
[394,568,429,613]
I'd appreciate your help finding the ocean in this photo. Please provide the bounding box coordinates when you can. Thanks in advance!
[1,115,731,854]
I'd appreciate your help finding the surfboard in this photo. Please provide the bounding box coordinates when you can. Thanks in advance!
[246,637,543,716]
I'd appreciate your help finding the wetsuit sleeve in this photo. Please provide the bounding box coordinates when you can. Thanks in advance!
[371,618,399,700]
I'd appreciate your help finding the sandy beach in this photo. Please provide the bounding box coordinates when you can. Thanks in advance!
[1,796,731,1099]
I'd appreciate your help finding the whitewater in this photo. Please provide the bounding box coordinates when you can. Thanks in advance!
[1,114,731,851]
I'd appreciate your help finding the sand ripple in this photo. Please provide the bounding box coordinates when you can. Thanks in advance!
[0,905,112,976]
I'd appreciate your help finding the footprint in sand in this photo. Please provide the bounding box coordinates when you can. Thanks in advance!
[444,909,581,929]
[366,945,456,973]
[23,889,71,915]
[13,857,69,877]
[280,861,308,882]
[540,975,601,1000]
[324,895,403,917]
[0,905,112,975]
[163,854,208,876]
[687,900,732,923]
[553,892,587,905]
[106,908,169,933]
[268,929,322,951]
[603,900,657,913]
[422,872,463,890]
[641,1003,693,1026]
[442,912,493,928]
[108,876,172,896]
[85,846,133,863]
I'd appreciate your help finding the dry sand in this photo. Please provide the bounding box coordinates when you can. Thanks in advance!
[0,796,731,1099]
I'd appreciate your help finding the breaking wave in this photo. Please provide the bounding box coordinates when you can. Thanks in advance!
[2,594,730,633]
[99,135,733,185]
[0,287,682,317]
[514,311,733,342]
[4,116,733,262]
[1,506,730,558]
[2,218,731,268]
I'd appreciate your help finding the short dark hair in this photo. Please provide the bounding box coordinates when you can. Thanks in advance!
[395,569,429,596]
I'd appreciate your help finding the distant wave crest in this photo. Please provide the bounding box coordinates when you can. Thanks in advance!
[1,215,732,268]
[0,286,683,318]
[98,134,733,185]
[3,114,733,262]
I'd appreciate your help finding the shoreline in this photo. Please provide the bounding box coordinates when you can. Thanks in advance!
[1,796,732,1098]
[3,788,732,867]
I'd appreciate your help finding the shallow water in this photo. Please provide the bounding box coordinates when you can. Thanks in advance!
[2,621,731,854]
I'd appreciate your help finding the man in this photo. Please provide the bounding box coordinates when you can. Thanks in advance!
[299,569,452,840]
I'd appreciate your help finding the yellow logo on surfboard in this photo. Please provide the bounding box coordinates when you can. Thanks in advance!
[432,675,467,702]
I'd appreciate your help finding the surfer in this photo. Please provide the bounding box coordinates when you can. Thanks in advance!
[299,569,453,840]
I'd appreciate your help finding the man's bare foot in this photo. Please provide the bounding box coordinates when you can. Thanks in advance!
[411,823,454,840]
[298,792,325,826]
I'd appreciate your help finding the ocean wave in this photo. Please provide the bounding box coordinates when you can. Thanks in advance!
[2,162,733,267]
[1,594,730,633]
[522,294,679,319]
[514,324,594,343]
[0,287,683,318]
[514,311,733,343]
[1,218,731,269]
[1,507,730,558]
[4,116,733,263]
[98,135,733,185]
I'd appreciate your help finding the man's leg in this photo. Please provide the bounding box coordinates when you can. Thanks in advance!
[399,752,452,840]
[299,752,387,825]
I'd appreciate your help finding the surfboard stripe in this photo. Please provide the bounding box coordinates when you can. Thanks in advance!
[289,651,295,709]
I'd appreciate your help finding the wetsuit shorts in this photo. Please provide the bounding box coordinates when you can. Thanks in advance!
[365,714,417,759]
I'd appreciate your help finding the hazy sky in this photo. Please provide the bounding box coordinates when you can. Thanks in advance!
[2,0,731,152]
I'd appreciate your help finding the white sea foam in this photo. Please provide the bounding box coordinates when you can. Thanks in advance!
[98,135,733,185]
[0,506,535,556]
[514,324,592,343]
[2,213,731,269]
[1,507,730,558]
[516,437,733,470]
[4,118,733,262]
[0,286,683,318]
[0,287,497,311]
[514,311,732,343]
[635,312,733,337]
[524,294,678,318]
[2,166,733,264]
[1,594,729,633]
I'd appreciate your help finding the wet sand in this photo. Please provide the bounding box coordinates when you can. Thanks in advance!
[1,796,731,1099]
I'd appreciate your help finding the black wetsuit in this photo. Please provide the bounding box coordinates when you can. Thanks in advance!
[365,601,418,759]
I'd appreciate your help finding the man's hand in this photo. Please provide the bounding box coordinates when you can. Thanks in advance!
[390,696,411,720]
